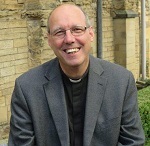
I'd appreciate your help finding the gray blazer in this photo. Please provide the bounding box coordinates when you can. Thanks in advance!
[8,55,145,146]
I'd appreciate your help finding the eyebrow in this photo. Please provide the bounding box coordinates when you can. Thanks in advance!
[53,28,64,32]
[51,27,63,34]
[51,24,85,32]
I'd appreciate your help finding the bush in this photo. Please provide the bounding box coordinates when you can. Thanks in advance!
[138,86,150,145]
[144,79,150,86]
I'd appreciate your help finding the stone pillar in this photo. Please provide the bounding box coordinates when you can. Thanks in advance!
[146,16,150,78]
[22,0,43,67]
[112,10,139,78]
[23,0,67,67]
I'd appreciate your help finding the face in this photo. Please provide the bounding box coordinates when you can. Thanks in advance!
[48,4,94,72]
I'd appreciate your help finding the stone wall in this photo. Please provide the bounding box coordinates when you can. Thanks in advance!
[0,0,150,141]
[0,0,97,140]
[0,0,28,140]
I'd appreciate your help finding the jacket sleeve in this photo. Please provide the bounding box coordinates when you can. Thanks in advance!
[8,78,35,146]
[117,72,145,146]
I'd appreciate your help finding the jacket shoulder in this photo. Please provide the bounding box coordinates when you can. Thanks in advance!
[93,57,134,80]
[16,58,57,84]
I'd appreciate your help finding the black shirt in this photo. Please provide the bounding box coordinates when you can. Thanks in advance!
[61,68,89,146]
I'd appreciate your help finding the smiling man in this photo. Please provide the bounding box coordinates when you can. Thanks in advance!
[47,4,94,80]
[8,4,145,146]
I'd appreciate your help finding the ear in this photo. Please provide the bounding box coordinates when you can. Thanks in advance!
[89,26,94,42]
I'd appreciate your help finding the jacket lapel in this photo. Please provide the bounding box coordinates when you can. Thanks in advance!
[83,56,108,146]
[43,59,69,146]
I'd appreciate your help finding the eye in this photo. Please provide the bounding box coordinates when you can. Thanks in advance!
[72,26,84,33]
[53,30,65,36]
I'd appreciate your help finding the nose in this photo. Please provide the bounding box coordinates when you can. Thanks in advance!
[63,30,75,44]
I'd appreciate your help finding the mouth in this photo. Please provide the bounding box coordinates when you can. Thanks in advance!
[64,48,80,54]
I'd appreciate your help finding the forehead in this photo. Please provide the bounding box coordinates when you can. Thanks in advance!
[49,5,86,28]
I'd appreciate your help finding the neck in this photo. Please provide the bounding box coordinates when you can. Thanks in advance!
[60,62,89,79]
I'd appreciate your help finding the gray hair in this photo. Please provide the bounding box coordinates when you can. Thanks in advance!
[47,4,91,34]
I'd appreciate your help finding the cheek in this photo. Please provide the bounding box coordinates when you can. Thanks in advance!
[76,36,88,46]
[50,40,63,50]
[83,36,93,46]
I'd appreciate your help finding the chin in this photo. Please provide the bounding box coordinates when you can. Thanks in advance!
[68,63,81,67]
[68,61,85,68]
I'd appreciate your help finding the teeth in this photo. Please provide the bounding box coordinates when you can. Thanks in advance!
[66,48,79,54]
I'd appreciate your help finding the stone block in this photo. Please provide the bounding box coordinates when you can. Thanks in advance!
[0,40,13,50]
[2,87,13,96]
[17,47,28,53]
[127,45,135,57]
[0,82,15,91]
[1,77,10,85]
[0,124,9,139]
[15,53,28,60]
[5,4,24,10]
[112,10,138,18]
[40,2,57,10]
[20,33,28,38]
[5,94,12,106]
[103,19,113,27]
[0,48,17,56]
[0,28,27,35]
[0,21,8,29]
[0,91,5,106]
[17,0,25,4]
[5,0,17,4]
[103,31,113,38]
[107,26,113,31]
[0,107,7,124]
[9,75,16,83]
[1,75,16,85]
[114,19,126,31]
[0,63,3,69]
[9,20,26,28]
[15,59,28,65]
[25,2,42,10]
[15,64,28,74]
[14,38,27,48]
[126,19,135,31]
[127,57,136,65]
[126,36,135,44]
[0,66,15,77]
[3,61,15,68]
[114,32,126,44]
[0,0,4,3]
[8,111,11,123]
[74,0,83,5]
[126,63,135,72]
[0,32,27,41]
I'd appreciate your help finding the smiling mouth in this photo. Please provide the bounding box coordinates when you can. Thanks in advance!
[65,48,80,54]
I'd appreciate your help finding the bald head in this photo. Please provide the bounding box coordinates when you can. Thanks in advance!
[47,4,91,34]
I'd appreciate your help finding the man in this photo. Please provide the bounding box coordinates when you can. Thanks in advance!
[9,3,145,146]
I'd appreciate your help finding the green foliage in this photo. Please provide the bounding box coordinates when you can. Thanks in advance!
[138,86,150,144]
[145,138,150,146]
[144,79,150,86]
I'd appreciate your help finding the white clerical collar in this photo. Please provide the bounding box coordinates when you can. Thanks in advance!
[69,78,82,83]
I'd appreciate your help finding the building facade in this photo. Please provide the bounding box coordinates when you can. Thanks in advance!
[0,0,150,140]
